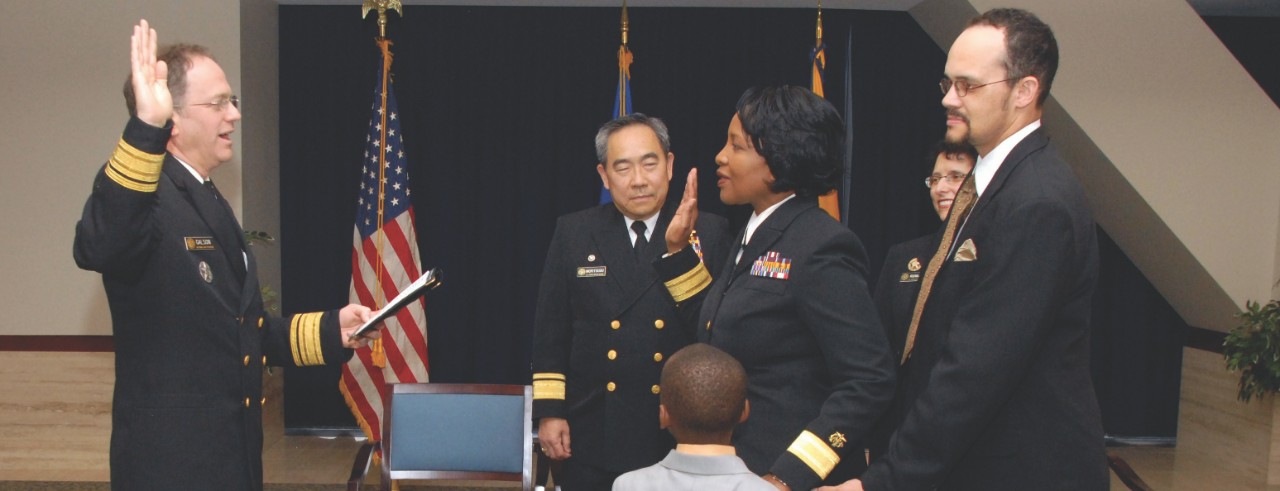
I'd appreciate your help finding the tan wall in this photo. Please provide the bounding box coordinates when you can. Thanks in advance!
[0,1,243,335]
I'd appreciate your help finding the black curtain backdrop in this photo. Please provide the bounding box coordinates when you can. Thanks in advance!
[276,5,1186,440]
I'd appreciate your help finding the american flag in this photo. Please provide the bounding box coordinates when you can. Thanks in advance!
[340,40,430,442]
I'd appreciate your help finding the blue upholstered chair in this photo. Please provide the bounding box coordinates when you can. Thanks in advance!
[348,383,535,491]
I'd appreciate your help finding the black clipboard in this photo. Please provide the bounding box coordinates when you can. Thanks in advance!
[348,268,443,340]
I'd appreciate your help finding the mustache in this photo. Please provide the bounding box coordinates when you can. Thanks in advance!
[947,111,968,123]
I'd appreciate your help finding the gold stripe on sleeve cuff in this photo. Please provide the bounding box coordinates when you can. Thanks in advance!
[663,261,712,303]
[106,137,164,192]
[786,430,840,479]
[290,312,326,366]
[532,373,566,400]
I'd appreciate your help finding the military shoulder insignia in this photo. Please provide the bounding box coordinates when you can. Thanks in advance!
[907,257,921,272]
[828,431,846,449]
[577,266,607,278]
[750,251,791,280]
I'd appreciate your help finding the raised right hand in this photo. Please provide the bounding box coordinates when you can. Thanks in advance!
[130,19,172,127]
[665,168,700,254]
[538,417,572,460]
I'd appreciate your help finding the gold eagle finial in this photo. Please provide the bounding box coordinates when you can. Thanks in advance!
[362,0,403,38]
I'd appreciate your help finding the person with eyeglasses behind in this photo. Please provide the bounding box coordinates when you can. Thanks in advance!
[863,140,974,462]
[821,8,1106,491]
[73,20,381,491]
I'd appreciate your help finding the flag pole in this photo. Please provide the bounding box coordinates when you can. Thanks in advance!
[361,0,402,367]
[618,0,630,116]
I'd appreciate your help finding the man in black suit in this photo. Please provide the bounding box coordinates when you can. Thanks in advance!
[826,8,1107,490]
[532,113,729,489]
[866,141,974,461]
[73,21,377,491]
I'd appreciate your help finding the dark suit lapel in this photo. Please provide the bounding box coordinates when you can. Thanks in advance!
[969,128,1049,219]
[727,197,814,287]
[163,158,245,290]
[238,248,258,314]
[590,206,644,314]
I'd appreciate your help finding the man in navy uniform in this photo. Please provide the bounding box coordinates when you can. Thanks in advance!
[532,113,730,489]
[73,20,377,491]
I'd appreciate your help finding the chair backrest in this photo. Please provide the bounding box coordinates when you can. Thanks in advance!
[381,383,533,491]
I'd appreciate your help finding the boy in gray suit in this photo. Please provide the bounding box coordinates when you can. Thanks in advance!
[613,344,774,490]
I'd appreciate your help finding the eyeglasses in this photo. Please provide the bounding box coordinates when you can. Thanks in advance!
[177,95,240,111]
[939,78,1014,97]
[925,172,968,188]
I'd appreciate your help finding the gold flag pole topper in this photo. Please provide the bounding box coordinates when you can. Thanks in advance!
[816,0,823,46]
[621,0,629,46]
[361,0,402,368]
[362,0,403,38]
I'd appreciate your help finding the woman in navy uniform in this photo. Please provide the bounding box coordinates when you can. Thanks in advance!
[656,86,895,491]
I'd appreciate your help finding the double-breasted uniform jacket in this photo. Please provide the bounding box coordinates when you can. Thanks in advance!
[866,234,932,460]
[73,117,352,491]
[655,197,896,491]
[860,128,1107,490]
[531,203,730,473]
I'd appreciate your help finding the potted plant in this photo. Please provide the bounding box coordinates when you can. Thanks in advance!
[1224,298,1280,402]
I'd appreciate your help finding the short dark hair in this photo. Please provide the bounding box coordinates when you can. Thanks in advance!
[969,8,1058,107]
[594,113,672,164]
[934,140,977,164]
[122,44,215,117]
[735,86,844,198]
[660,344,747,443]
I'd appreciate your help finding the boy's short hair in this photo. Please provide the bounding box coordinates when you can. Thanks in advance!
[661,344,747,440]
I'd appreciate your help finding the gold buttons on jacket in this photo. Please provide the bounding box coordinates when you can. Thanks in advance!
[607,350,617,360]
[607,382,616,392]
[262,356,267,365]
[258,317,265,329]
[610,320,621,330]
[654,319,665,329]
[244,397,251,408]
[243,355,250,366]
[651,385,661,394]
[653,353,663,362]
[261,397,267,405]
[706,320,712,330]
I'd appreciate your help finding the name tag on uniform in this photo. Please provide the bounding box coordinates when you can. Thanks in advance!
[185,237,216,251]
[577,266,607,278]
[898,271,921,283]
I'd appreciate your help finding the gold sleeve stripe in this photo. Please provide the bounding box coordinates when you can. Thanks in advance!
[532,373,566,400]
[532,380,566,400]
[786,430,840,479]
[106,137,163,192]
[290,312,326,366]
[663,261,712,303]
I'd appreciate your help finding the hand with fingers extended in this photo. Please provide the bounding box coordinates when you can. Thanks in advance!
[665,168,700,255]
[130,19,173,127]
[538,417,572,460]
